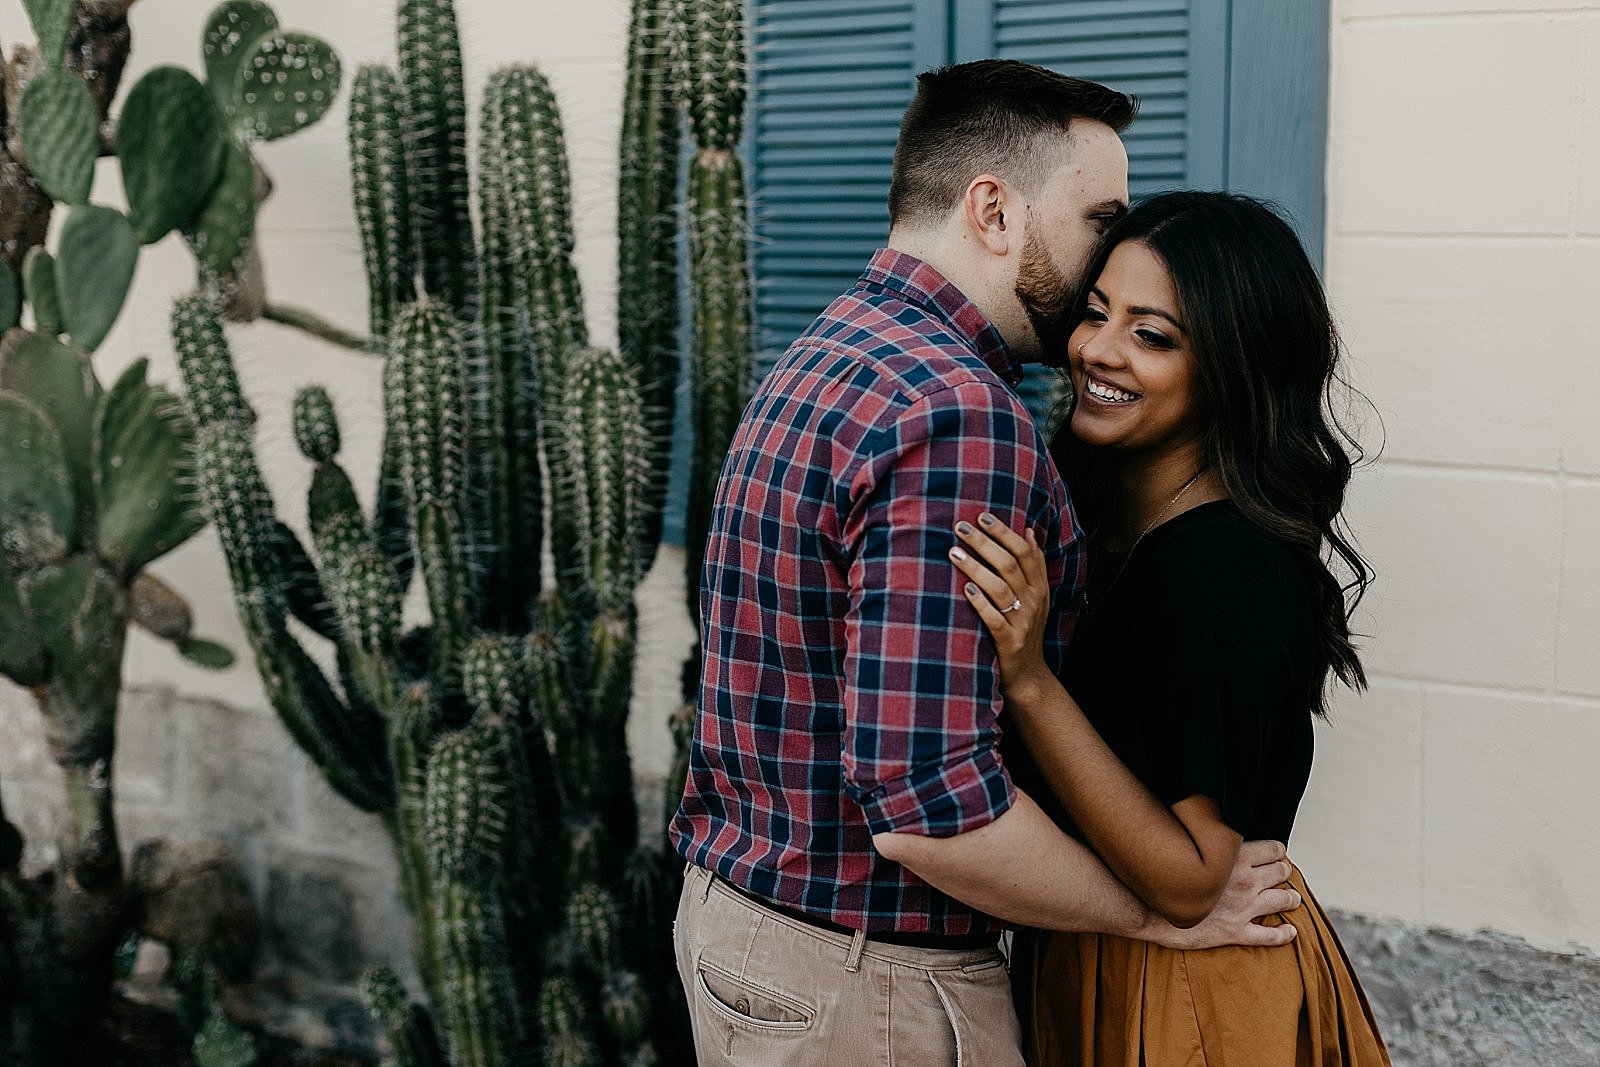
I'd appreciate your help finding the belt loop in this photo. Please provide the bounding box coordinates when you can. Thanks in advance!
[844,928,867,973]
[701,869,714,904]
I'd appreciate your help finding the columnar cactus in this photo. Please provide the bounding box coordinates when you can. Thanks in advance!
[617,0,682,565]
[678,0,755,632]
[176,0,718,1062]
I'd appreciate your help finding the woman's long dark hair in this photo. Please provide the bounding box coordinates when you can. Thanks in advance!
[1052,191,1371,712]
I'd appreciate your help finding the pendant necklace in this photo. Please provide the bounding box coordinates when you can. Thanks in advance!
[1083,467,1208,615]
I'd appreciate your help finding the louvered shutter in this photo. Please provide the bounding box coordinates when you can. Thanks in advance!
[749,0,946,373]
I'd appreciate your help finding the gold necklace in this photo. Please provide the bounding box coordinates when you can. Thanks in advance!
[1083,468,1208,614]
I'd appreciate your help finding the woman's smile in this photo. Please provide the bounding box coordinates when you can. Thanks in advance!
[1081,373,1142,405]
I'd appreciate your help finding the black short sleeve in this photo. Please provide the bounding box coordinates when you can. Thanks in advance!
[1060,503,1318,843]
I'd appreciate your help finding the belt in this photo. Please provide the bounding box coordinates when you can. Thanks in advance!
[712,874,1002,951]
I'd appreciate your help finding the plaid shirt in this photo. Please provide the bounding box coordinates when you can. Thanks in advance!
[670,249,1086,934]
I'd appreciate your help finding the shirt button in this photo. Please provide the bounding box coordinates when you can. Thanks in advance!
[735,997,751,1015]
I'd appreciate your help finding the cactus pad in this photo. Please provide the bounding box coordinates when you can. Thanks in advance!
[0,392,76,563]
[0,547,48,684]
[118,66,227,244]
[23,0,75,60]
[176,636,236,670]
[202,0,280,108]
[0,329,99,510]
[95,358,206,574]
[19,554,125,731]
[55,206,140,352]
[17,67,100,205]
[230,31,342,142]
[22,248,62,338]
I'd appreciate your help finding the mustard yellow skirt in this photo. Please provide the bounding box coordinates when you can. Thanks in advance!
[1016,865,1391,1067]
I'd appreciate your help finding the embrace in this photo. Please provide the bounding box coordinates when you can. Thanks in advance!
[670,60,1391,1066]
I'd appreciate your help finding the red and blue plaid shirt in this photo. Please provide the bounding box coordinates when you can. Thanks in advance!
[670,249,1086,934]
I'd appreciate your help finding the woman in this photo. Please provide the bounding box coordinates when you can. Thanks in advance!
[948,191,1390,1065]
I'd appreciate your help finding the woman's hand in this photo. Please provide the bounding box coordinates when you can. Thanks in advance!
[950,512,1055,705]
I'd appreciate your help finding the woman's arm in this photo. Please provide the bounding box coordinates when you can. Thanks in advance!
[949,513,1245,927]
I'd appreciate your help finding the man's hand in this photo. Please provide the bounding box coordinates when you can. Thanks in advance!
[1139,839,1301,950]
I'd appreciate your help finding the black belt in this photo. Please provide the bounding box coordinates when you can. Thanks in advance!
[712,874,1001,951]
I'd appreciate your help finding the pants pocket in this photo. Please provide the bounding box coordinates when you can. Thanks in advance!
[695,958,816,1032]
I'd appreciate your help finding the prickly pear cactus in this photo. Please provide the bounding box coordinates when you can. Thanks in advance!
[0,324,230,1064]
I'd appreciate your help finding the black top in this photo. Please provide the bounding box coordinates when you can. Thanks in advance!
[1013,501,1319,845]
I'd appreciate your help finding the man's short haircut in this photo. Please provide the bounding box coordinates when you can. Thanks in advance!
[888,60,1137,228]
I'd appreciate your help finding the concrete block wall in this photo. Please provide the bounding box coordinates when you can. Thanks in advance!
[1291,0,1600,955]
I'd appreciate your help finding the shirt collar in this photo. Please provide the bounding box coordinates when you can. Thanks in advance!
[856,248,1024,388]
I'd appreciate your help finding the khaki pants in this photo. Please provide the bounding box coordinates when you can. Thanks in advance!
[674,864,1025,1066]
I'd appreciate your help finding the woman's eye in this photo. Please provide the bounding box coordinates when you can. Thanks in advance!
[1080,307,1108,324]
[1136,329,1174,349]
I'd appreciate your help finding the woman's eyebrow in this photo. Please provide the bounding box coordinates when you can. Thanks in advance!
[1128,306,1186,334]
[1090,287,1187,335]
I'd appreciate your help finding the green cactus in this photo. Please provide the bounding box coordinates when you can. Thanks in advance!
[0,325,229,1062]
[397,0,477,315]
[22,0,75,61]
[16,66,99,205]
[0,4,346,1061]
[617,0,682,565]
[95,360,206,574]
[202,1,281,110]
[228,31,342,142]
[362,965,447,1067]
[22,249,61,338]
[54,205,140,353]
[173,1,758,1062]
[348,64,415,344]
[680,0,755,675]
[117,66,227,244]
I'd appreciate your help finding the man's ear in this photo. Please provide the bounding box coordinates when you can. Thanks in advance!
[962,174,1013,256]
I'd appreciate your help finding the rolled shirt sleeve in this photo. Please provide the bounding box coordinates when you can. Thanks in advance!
[839,380,1059,838]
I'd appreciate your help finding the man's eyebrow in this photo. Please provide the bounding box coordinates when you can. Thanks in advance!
[1085,199,1127,216]
[1089,287,1187,334]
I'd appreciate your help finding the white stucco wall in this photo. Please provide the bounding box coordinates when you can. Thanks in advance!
[1291,0,1600,952]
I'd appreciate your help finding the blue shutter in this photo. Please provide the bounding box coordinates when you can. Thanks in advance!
[749,0,947,374]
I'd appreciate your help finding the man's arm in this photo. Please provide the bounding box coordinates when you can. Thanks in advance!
[874,790,1299,946]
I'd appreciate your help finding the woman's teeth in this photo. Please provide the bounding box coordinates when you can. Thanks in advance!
[1085,378,1139,403]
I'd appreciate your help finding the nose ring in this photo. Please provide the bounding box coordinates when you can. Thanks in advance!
[1077,342,1087,357]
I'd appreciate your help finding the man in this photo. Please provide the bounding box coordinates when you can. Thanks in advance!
[670,60,1298,1065]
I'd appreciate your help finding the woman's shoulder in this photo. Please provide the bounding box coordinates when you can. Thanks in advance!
[1142,502,1312,620]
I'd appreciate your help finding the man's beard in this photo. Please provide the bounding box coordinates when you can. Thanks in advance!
[1014,228,1077,367]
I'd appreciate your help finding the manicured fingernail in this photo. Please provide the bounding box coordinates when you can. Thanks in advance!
[965,582,978,596]
[950,546,968,562]
[956,522,974,536]
[979,512,996,526]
